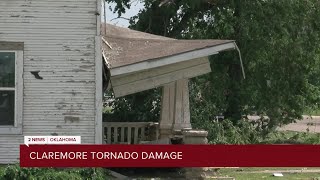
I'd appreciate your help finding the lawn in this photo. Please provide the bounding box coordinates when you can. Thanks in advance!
[305,108,320,116]
[210,167,320,180]
[207,131,320,180]
[262,131,320,144]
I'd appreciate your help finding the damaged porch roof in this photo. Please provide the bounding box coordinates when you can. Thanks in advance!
[102,24,239,97]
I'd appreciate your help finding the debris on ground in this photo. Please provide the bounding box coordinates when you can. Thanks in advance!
[273,172,284,177]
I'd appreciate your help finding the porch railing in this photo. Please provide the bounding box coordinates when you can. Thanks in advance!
[102,122,159,144]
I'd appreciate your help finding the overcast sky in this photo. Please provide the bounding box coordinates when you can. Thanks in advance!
[103,1,144,27]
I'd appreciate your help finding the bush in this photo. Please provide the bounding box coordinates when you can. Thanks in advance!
[0,167,5,179]
[0,165,110,180]
[192,118,262,144]
[36,171,82,180]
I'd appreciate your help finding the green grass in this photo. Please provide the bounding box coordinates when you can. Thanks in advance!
[209,167,320,180]
[261,131,320,144]
[305,108,320,116]
[209,130,320,179]
[204,131,320,179]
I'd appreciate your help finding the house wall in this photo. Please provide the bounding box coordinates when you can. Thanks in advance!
[0,0,100,164]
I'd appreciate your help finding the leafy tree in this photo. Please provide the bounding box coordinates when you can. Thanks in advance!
[105,0,320,137]
[105,88,161,122]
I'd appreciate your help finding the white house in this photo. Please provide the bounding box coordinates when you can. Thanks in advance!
[0,0,102,164]
[0,0,240,164]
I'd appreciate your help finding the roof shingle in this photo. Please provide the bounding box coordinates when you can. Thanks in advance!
[102,24,234,69]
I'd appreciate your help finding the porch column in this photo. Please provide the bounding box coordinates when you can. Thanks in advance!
[172,79,192,130]
[159,79,192,138]
[159,82,175,138]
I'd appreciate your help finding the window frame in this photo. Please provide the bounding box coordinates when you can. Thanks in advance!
[0,50,23,135]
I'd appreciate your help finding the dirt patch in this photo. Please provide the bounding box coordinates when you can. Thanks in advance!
[278,116,320,133]
[248,115,320,133]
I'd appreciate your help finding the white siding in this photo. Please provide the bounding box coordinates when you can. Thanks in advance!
[0,0,99,164]
[111,57,211,97]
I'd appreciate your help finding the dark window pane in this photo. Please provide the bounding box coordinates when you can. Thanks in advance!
[0,52,15,87]
[0,91,14,125]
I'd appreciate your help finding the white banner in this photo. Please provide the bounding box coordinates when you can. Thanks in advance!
[24,136,81,146]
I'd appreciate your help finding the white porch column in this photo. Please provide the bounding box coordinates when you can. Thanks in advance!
[172,79,192,130]
[159,82,175,138]
[159,79,192,138]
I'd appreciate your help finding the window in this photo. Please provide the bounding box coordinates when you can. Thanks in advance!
[0,43,23,134]
[0,52,15,126]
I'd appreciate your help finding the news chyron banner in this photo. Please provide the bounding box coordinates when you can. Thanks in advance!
[21,136,320,167]
[24,136,81,146]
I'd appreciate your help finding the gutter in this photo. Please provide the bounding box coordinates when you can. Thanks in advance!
[233,42,245,79]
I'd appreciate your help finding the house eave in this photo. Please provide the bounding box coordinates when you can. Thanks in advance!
[109,41,236,77]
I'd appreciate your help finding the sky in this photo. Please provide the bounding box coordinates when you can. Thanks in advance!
[103,1,144,27]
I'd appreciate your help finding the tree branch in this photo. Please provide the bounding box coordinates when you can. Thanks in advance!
[168,1,216,37]
[110,16,131,21]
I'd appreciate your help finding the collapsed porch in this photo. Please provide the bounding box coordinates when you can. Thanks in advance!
[101,24,240,144]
